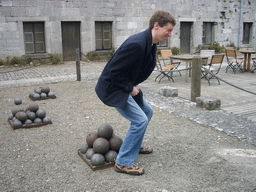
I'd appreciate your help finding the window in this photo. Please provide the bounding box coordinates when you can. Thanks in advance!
[95,22,112,50]
[157,40,168,47]
[202,22,214,45]
[23,22,45,54]
[243,22,252,44]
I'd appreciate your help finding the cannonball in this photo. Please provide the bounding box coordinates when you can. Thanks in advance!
[98,123,113,140]
[28,102,39,112]
[86,131,99,147]
[43,116,51,124]
[23,106,29,112]
[85,148,95,159]
[27,111,36,121]
[36,108,46,119]
[80,143,90,154]
[33,93,40,100]
[34,88,42,94]
[34,118,42,124]
[105,150,118,163]
[47,91,56,98]
[11,106,22,116]
[109,135,123,152]
[29,92,35,97]
[93,138,109,154]
[13,119,22,128]
[91,153,105,166]
[14,98,22,105]
[40,92,47,99]
[15,111,27,123]
[25,119,33,125]
[41,86,50,94]
[8,114,14,120]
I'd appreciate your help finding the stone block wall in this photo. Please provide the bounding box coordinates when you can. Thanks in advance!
[0,0,255,58]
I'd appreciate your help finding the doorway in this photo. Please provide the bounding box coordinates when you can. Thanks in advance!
[61,22,81,61]
[180,22,193,54]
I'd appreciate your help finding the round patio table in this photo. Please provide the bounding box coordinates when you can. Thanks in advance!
[239,50,256,72]
[170,55,208,82]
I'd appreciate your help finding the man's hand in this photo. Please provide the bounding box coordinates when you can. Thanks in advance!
[130,86,139,96]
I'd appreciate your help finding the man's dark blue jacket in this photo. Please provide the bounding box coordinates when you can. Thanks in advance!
[95,28,157,107]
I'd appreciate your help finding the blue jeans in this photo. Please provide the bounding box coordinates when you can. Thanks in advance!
[115,95,153,166]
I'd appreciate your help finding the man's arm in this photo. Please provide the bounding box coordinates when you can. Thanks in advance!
[130,86,139,96]
[109,42,143,93]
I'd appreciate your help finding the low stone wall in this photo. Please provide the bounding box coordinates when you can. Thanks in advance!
[195,96,221,110]
[159,86,178,97]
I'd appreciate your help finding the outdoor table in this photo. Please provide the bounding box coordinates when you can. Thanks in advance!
[170,55,208,82]
[239,50,256,72]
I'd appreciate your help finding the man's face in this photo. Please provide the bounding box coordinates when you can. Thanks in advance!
[155,22,175,42]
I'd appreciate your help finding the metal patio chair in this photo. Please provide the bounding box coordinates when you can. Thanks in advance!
[252,57,256,73]
[155,55,175,83]
[225,48,243,74]
[201,54,225,86]
[160,50,182,77]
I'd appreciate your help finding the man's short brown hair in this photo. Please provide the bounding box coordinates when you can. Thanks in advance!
[149,10,176,29]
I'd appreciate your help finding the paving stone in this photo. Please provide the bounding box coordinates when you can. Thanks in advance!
[159,86,178,97]
[0,61,255,147]
[195,96,221,110]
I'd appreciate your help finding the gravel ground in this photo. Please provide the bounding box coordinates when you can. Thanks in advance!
[1,77,256,191]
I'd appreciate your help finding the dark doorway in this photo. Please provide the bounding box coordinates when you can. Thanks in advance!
[61,22,81,61]
[180,22,193,54]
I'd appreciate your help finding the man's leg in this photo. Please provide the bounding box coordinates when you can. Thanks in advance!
[115,95,152,166]
[139,97,153,123]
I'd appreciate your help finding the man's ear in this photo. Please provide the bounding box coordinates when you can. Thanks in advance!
[153,22,160,29]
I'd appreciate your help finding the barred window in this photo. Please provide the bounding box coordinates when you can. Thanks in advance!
[202,22,214,45]
[243,22,252,44]
[157,40,168,47]
[95,22,112,50]
[23,22,45,54]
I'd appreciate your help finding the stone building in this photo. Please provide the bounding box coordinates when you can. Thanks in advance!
[0,0,255,60]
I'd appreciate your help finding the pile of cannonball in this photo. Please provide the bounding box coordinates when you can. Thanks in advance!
[8,99,52,128]
[29,86,56,100]
[80,123,123,166]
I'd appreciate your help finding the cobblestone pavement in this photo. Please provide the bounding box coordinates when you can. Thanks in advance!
[0,61,255,146]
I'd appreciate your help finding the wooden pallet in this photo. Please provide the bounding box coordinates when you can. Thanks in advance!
[8,120,52,130]
[29,95,56,101]
[78,149,115,171]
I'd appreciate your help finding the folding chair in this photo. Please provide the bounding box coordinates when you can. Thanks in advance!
[201,54,224,86]
[252,58,256,73]
[155,55,175,83]
[225,48,243,74]
[160,50,182,76]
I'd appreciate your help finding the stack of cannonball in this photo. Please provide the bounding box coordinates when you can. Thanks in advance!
[29,86,56,100]
[8,101,52,128]
[80,123,123,166]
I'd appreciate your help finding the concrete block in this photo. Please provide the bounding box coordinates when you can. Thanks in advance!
[40,7,52,16]
[26,7,41,16]
[0,39,6,49]
[159,86,178,97]
[6,39,20,50]
[116,22,126,30]
[1,7,12,17]
[1,22,18,31]
[196,96,221,110]
[117,35,128,45]
[127,22,137,29]
[61,8,80,16]
[1,0,12,6]
[11,7,26,17]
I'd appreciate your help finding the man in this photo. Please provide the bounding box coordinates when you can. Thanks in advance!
[95,10,176,175]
